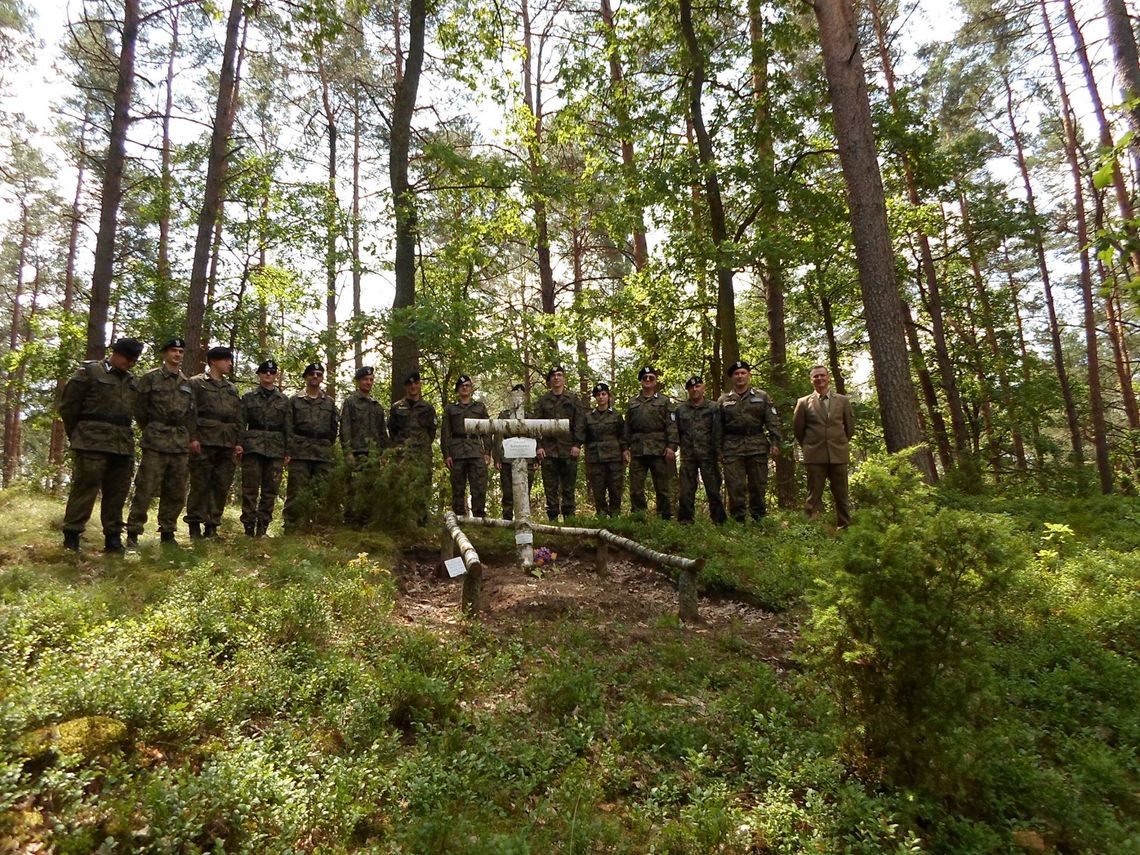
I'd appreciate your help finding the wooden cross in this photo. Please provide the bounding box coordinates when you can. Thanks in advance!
[464,388,570,567]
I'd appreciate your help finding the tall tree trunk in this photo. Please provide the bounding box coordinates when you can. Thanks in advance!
[1062,0,1140,275]
[155,5,180,335]
[389,0,426,401]
[1042,0,1113,493]
[868,0,969,460]
[3,205,29,487]
[679,0,738,369]
[352,78,363,372]
[749,0,794,506]
[85,0,139,360]
[521,0,557,317]
[320,67,340,400]
[599,0,648,271]
[903,299,952,472]
[183,0,244,372]
[572,226,590,394]
[811,0,930,474]
[1102,0,1140,179]
[1003,67,1084,463]
[1002,239,1042,466]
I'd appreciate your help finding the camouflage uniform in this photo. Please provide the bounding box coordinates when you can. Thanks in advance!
[340,392,389,460]
[676,398,726,524]
[283,392,339,529]
[185,374,242,531]
[531,391,585,520]
[59,360,139,540]
[389,396,437,522]
[239,386,288,534]
[442,399,491,517]
[584,407,625,516]
[127,365,193,538]
[623,393,679,519]
[718,387,782,521]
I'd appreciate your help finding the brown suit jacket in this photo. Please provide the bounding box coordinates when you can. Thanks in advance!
[793,391,854,464]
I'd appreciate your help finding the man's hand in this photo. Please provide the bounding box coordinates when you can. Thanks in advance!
[664,448,676,463]
[537,448,547,462]
[771,445,781,459]
[233,445,244,459]
[570,446,580,459]
[623,450,631,464]
[189,440,201,455]
[445,456,454,469]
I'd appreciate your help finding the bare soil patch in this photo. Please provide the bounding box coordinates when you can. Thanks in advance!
[392,543,797,669]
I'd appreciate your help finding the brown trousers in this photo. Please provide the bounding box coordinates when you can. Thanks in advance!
[805,462,850,527]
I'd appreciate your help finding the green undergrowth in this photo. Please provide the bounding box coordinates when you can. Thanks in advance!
[0,471,1137,853]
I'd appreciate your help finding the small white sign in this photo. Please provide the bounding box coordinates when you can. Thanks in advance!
[502,437,538,459]
[444,557,466,578]
[515,531,534,545]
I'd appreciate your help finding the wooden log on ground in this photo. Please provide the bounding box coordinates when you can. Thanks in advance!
[443,511,484,614]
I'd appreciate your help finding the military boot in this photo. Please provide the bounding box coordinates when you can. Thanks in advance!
[189,522,203,539]
[104,533,125,553]
[126,532,139,548]
[204,524,218,538]
[243,523,256,537]
[63,530,80,551]
[255,523,268,537]
[160,531,177,545]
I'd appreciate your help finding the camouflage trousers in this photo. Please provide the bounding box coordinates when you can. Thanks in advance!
[678,456,726,524]
[586,460,624,516]
[186,445,237,527]
[283,458,331,530]
[540,456,579,520]
[241,453,284,530]
[629,454,673,519]
[449,457,487,517]
[723,453,768,521]
[62,451,134,536]
[128,450,189,535]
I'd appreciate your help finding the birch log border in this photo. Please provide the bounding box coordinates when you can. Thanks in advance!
[443,511,484,614]
[457,515,705,621]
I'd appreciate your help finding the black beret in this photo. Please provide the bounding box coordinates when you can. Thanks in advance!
[111,338,144,359]
[726,360,752,375]
[161,337,186,351]
[354,366,374,381]
[510,383,526,392]
[303,362,325,376]
[206,346,233,362]
[685,375,703,389]
[455,374,472,390]
[637,366,659,381]
[591,382,610,397]
[256,360,278,374]
[546,365,566,381]
[403,371,421,384]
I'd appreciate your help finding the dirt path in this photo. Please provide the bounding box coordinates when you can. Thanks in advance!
[392,543,798,670]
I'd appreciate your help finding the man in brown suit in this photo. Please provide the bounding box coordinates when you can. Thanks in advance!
[792,365,855,528]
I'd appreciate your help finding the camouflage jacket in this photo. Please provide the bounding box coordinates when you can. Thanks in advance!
[717,387,782,457]
[189,374,242,448]
[340,393,389,456]
[389,397,437,453]
[134,365,193,454]
[676,398,722,462]
[531,391,585,457]
[442,399,491,460]
[240,386,288,458]
[59,360,138,456]
[623,393,679,457]
[286,392,339,462]
[584,408,626,463]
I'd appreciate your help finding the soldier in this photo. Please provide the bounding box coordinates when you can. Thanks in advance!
[340,365,389,462]
[793,365,855,528]
[185,346,243,538]
[532,365,585,520]
[676,375,726,525]
[584,382,625,516]
[389,370,437,523]
[494,383,535,521]
[442,375,491,517]
[126,337,193,546]
[718,360,782,523]
[283,362,339,531]
[58,337,144,552]
[238,360,288,537]
[623,366,678,519]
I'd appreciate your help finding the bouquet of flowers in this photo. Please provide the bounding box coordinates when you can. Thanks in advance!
[533,546,558,568]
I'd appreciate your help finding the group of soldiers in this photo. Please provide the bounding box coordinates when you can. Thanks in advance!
[58,338,854,553]
[58,337,434,551]
[442,362,855,530]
